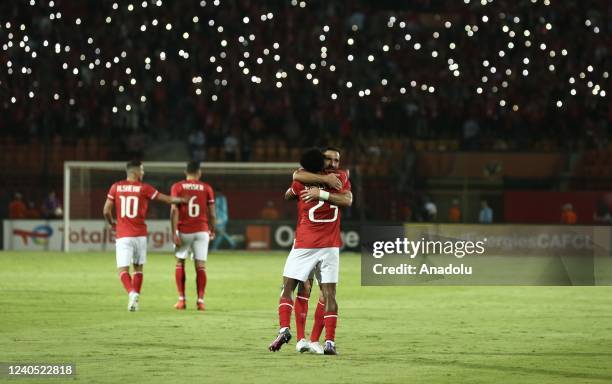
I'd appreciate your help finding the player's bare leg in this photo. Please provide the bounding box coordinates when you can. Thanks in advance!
[321,283,338,355]
[174,258,186,310]
[195,260,207,310]
[269,277,298,352]
[294,279,312,352]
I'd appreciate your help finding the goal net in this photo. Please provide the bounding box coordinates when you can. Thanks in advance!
[63,161,301,252]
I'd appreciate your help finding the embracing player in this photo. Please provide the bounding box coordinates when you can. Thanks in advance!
[103,160,186,312]
[291,147,349,354]
[268,148,352,355]
[170,161,216,311]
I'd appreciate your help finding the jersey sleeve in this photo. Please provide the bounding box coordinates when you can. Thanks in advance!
[106,183,117,201]
[170,183,180,198]
[205,184,215,205]
[143,183,159,200]
[290,180,305,195]
[336,170,352,193]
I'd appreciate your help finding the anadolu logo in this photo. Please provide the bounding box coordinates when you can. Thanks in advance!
[13,225,54,245]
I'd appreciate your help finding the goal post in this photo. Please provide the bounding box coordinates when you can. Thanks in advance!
[63,161,300,252]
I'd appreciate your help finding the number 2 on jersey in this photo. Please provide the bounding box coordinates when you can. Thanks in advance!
[308,201,338,223]
[118,195,138,218]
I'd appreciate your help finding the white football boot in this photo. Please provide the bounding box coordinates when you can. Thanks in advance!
[308,341,324,355]
[296,338,310,353]
[128,291,139,312]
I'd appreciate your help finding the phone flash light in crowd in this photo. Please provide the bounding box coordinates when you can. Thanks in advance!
[0,1,605,111]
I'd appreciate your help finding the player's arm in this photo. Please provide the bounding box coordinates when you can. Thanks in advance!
[293,169,342,190]
[156,192,187,205]
[170,204,182,246]
[285,187,297,201]
[102,199,116,229]
[300,189,353,207]
[208,202,217,239]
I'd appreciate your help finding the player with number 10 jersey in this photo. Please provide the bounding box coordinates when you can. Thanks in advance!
[103,160,186,312]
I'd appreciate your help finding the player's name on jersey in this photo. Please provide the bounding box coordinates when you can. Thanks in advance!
[181,183,205,191]
[117,185,142,193]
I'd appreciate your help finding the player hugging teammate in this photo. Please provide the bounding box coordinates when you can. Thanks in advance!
[269,148,352,355]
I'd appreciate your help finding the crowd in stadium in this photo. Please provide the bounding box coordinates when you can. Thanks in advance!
[1,0,609,160]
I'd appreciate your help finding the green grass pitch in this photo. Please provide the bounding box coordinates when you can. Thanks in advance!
[1,250,611,383]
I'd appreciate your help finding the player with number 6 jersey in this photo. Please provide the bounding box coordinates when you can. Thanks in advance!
[103,160,187,312]
[170,161,216,311]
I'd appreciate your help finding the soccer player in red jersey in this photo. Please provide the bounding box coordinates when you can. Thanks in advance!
[291,147,349,354]
[268,148,352,355]
[103,161,186,312]
[170,161,216,311]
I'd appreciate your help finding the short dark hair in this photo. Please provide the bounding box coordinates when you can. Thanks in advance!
[186,161,201,174]
[126,160,142,171]
[323,146,341,154]
[300,148,325,173]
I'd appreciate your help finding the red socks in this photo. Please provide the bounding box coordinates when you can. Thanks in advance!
[175,264,186,299]
[119,271,133,293]
[132,272,143,294]
[278,298,294,329]
[294,295,309,340]
[196,267,207,300]
[310,298,326,342]
[324,311,338,342]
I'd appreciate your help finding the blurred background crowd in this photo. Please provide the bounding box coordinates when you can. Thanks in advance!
[0,0,610,224]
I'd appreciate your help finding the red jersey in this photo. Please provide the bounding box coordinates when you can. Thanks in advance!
[291,169,351,249]
[170,180,215,233]
[107,180,159,238]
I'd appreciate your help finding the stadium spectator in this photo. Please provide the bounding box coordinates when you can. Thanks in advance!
[448,198,461,223]
[25,201,41,219]
[41,191,62,219]
[561,203,578,224]
[260,200,280,220]
[479,200,493,224]
[188,129,206,162]
[8,192,27,219]
[423,197,437,222]
[593,198,612,224]
[223,131,239,161]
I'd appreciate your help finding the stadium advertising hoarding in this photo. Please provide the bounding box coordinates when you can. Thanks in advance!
[361,224,612,286]
[2,220,361,252]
